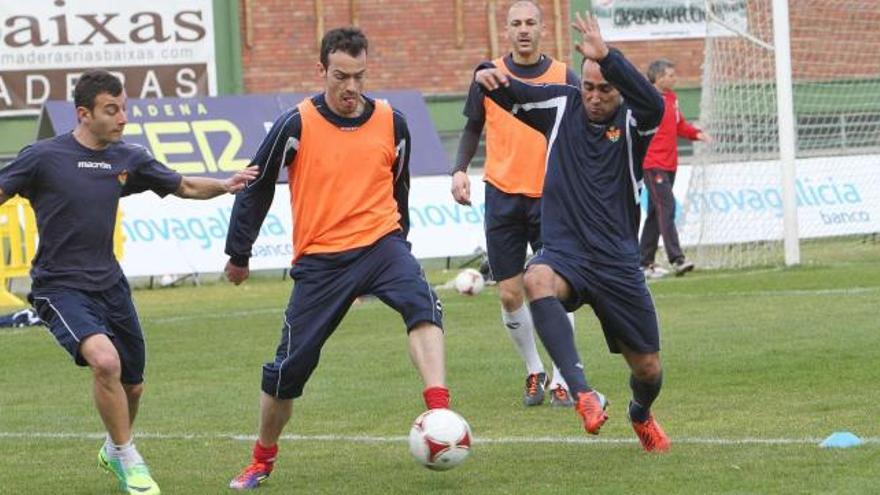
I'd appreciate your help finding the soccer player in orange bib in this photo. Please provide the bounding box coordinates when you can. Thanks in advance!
[224,27,452,489]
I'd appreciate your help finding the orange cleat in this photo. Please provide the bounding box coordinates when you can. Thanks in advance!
[575,391,608,434]
[229,460,273,490]
[631,414,670,453]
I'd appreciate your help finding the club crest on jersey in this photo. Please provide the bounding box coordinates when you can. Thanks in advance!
[117,169,128,186]
[605,126,621,142]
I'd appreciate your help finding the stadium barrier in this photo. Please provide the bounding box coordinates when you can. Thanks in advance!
[0,198,37,305]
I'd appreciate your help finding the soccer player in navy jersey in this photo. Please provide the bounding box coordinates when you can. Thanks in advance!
[473,12,671,452]
[0,70,257,494]
[451,0,580,408]
[224,27,452,489]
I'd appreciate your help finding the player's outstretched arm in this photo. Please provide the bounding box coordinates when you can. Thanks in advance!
[474,65,572,137]
[173,165,259,199]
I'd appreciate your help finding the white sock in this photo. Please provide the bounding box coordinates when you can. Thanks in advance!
[549,313,576,390]
[107,438,144,469]
[502,304,544,375]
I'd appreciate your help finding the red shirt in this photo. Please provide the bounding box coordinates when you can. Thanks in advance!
[643,89,701,172]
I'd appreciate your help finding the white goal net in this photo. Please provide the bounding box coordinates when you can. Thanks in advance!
[681,0,880,268]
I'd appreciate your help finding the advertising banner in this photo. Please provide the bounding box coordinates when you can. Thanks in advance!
[676,155,880,245]
[117,175,486,276]
[0,0,216,115]
[86,156,880,277]
[592,0,747,42]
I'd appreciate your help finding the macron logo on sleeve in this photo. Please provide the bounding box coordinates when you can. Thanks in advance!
[78,161,112,170]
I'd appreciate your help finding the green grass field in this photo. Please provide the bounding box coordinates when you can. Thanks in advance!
[1,246,879,494]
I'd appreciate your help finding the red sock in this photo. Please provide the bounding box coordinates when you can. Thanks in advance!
[423,386,450,409]
[253,441,278,465]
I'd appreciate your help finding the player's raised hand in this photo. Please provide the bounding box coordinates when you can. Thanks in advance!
[572,12,609,62]
[224,165,260,193]
[225,259,250,285]
[451,171,472,206]
[475,68,510,91]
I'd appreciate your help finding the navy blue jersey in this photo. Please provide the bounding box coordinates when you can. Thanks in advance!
[225,94,412,265]
[0,133,182,290]
[463,53,581,124]
[478,49,664,265]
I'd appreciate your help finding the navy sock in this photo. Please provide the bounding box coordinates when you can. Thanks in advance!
[628,372,662,422]
[528,297,590,396]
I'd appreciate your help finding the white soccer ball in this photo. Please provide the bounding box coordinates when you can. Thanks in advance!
[454,268,484,296]
[408,408,473,471]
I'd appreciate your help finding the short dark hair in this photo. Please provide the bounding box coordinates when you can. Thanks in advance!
[647,59,675,83]
[320,27,368,68]
[74,70,123,110]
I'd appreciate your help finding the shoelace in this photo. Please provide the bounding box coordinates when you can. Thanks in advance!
[577,393,601,415]
[637,425,659,449]
[526,374,540,395]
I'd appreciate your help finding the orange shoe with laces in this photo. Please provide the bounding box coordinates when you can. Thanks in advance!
[575,390,608,434]
[523,372,548,407]
[631,414,670,452]
[229,460,273,490]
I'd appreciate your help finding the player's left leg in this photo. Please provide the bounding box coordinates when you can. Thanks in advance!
[366,233,450,410]
[408,322,450,409]
[100,277,161,494]
[619,343,670,453]
[590,265,669,453]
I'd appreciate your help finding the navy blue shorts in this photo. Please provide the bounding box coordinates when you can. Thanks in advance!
[484,182,542,282]
[30,277,146,384]
[528,249,660,354]
[263,232,443,399]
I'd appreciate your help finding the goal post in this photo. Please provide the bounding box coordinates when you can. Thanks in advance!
[683,0,880,269]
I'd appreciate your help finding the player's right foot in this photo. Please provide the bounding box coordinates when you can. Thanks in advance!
[631,414,671,452]
[523,372,548,406]
[99,447,161,494]
[575,390,608,434]
[229,460,273,490]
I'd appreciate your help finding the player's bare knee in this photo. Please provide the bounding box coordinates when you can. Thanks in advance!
[633,359,662,383]
[88,352,122,381]
[124,383,144,401]
[497,280,524,310]
[523,266,555,300]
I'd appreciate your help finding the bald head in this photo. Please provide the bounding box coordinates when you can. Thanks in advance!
[507,0,543,23]
[506,0,544,63]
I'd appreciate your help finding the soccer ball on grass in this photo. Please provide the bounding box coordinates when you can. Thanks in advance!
[408,408,472,470]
